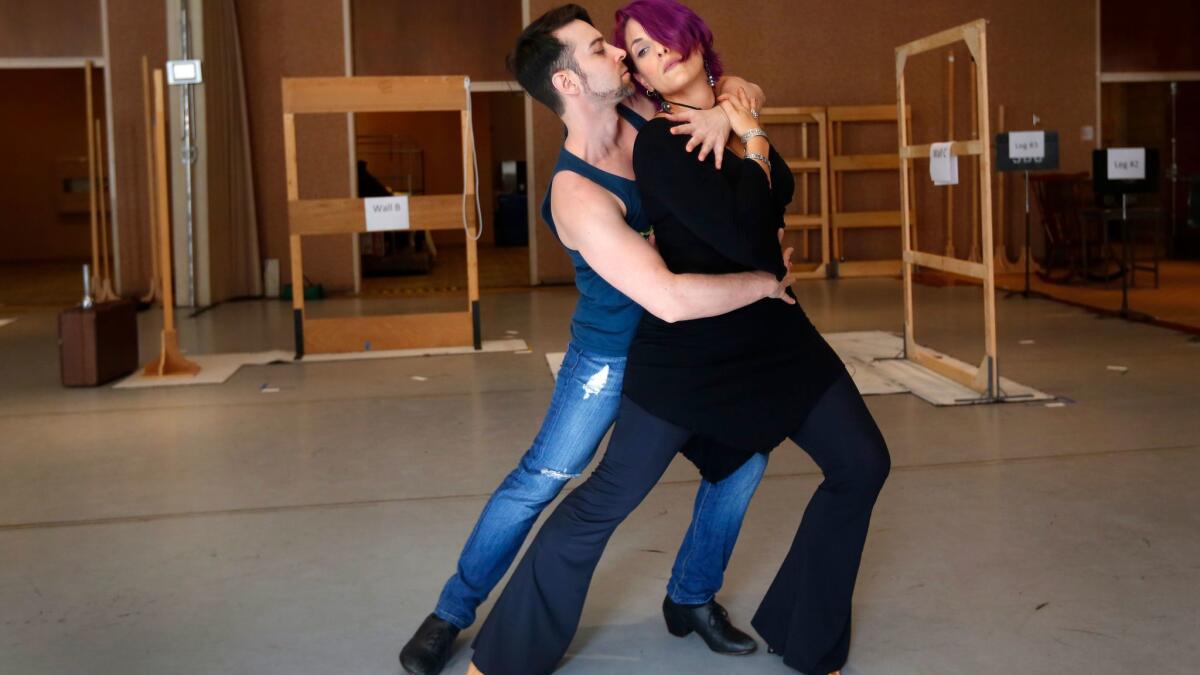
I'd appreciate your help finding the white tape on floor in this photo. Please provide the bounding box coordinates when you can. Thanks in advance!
[546,352,565,379]
[113,350,293,389]
[545,332,1053,406]
[113,340,528,389]
[299,339,528,362]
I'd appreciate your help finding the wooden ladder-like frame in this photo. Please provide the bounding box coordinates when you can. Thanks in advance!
[282,76,480,357]
[896,19,999,399]
[759,107,831,279]
[827,104,915,278]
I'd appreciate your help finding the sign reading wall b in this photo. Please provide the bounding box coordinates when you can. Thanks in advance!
[281,76,481,357]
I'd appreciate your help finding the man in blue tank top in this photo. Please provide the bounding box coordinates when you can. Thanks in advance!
[400,7,793,674]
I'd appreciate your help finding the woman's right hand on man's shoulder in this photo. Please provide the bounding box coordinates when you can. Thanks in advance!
[716,86,761,138]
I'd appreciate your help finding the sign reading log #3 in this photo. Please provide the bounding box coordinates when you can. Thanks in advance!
[1008,131,1045,160]
[1106,148,1147,181]
[364,196,411,232]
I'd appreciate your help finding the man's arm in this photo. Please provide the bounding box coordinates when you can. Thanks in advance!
[551,172,789,324]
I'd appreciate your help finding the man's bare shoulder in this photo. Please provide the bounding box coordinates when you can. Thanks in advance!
[550,170,627,248]
[551,170,623,221]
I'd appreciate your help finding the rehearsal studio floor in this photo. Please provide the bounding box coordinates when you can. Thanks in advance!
[1,279,1198,674]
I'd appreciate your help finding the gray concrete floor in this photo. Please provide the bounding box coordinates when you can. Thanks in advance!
[1,280,1198,675]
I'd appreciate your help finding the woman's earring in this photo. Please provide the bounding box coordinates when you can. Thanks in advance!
[705,61,716,88]
[646,87,669,112]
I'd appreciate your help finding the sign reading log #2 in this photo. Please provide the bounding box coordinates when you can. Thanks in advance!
[364,196,411,232]
[1106,148,1147,181]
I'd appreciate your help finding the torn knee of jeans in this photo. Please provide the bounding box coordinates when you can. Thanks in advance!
[581,364,610,400]
[538,467,578,481]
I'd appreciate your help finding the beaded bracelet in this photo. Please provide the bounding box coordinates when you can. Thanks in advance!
[744,152,771,171]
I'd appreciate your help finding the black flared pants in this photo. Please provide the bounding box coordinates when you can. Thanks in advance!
[471,372,890,675]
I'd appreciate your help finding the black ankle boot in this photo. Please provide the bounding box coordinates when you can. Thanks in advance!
[399,613,461,675]
[662,596,757,655]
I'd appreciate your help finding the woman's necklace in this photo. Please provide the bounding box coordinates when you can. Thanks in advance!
[658,98,703,113]
[658,85,716,114]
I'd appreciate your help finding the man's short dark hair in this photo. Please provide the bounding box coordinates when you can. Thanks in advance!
[507,4,593,116]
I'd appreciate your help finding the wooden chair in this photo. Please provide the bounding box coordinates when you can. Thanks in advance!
[1031,173,1099,283]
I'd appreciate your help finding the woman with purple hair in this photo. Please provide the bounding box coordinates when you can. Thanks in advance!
[470,2,889,673]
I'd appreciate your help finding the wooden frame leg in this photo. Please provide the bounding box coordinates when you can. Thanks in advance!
[94,118,119,302]
[140,54,161,304]
[143,68,200,377]
[144,329,201,376]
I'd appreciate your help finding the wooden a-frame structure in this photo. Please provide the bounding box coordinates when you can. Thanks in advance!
[282,76,481,357]
[896,19,999,399]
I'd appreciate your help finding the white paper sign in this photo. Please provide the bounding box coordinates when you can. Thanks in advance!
[1107,148,1146,180]
[1008,131,1045,160]
[929,142,959,186]
[364,196,411,231]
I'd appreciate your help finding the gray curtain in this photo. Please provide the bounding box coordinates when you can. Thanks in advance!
[203,0,261,300]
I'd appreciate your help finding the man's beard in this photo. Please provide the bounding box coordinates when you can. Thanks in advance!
[581,72,634,103]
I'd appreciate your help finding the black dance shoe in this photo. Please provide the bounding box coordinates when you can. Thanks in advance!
[399,613,461,675]
[662,596,758,655]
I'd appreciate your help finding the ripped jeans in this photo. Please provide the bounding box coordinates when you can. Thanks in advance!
[433,341,767,629]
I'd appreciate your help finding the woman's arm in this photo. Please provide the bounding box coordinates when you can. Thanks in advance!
[717,88,795,222]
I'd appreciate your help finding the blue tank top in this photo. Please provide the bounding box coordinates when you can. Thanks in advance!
[542,104,649,356]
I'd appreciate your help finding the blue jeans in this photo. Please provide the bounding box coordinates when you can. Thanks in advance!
[434,342,767,629]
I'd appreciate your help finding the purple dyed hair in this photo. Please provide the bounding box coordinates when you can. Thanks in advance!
[613,0,724,98]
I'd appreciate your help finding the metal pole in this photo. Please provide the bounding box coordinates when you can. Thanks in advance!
[180,0,197,307]
[1169,81,1178,253]
[1121,193,1129,315]
[1024,170,1031,296]
[82,264,94,309]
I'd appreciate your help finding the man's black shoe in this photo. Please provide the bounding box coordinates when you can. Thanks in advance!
[662,596,757,655]
[399,613,461,675]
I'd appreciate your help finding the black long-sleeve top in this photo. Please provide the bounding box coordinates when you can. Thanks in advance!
[623,118,846,482]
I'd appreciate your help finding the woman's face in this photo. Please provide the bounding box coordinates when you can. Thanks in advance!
[623,18,705,97]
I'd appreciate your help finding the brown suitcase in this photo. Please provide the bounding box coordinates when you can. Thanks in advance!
[58,300,139,387]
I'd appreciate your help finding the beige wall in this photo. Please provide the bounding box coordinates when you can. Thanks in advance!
[237,0,353,291]
[106,0,167,295]
[0,1,104,266]
[529,0,1100,282]
[1102,0,1200,72]
[0,1,1117,291]
[0,68,104,262]
[352,0,520,81]
[0,0,101,57]
[351,0,526,249]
